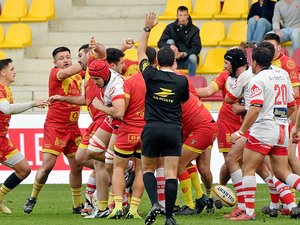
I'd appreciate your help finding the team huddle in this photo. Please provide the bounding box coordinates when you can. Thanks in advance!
[0,12,300,225]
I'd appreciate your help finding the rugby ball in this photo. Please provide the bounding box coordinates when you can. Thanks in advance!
[212,185,237,207]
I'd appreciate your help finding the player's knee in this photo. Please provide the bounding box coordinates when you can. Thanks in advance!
[17,166,31,180]
[40,167,53,177]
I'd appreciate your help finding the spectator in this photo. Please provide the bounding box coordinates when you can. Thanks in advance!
[158,6,201,76]
[272,0,300,51]
[246,0,276,46]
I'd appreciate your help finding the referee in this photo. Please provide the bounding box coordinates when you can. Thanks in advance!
[138,12,189,225]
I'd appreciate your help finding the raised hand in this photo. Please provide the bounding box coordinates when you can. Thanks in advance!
[145,12,159,30]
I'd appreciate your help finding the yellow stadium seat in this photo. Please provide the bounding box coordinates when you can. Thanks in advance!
[190,0,221,19]
[135,22,167,47]
[0,26,4,44]
[0,51,6,59]
[158,0,192,20]
[197,48,227,74]
[252,0,259,3]
[219,21,247,46]
[124,49,138,61]
[242,14,248,19]
[0,0,27,22]
[200,21,226,46]
[214,0,249,19]
[0,24,32,48]
[21,0,55,22]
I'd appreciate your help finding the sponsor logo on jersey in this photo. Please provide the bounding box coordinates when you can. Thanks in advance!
[153,88,175,103]
[287,60,296,70]
[154,88,175,98]
[250,84,262,98]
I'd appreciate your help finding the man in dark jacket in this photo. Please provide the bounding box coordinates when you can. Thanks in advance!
[158,6,201,76]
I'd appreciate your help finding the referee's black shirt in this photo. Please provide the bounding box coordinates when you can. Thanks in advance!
[140,59,189,125]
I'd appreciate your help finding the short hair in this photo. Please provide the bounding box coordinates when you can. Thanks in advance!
[52,47,71,58]
[106,48,125,64]
[256,42,275,59]
[252,46,273,68]
[157,46,175,67]
[263,33,280,45]
[78,44,89,53]
[0,58,13,71]
[177,6,188,13]
[146,47,157,65]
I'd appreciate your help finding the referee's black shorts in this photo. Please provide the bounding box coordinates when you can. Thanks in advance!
[141,121,182,158]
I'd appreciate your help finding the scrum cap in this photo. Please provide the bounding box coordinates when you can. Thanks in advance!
[224,48,247,77]
[88,59,111,85]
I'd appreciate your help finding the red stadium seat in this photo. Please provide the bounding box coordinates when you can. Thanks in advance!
[187,75,207,88]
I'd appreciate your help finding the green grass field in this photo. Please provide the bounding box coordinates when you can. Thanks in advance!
[1,184,300,225]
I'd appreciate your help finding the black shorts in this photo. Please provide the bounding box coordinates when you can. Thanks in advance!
[141,121,182,158]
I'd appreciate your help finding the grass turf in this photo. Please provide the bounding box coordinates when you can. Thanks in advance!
[0,184,299,225]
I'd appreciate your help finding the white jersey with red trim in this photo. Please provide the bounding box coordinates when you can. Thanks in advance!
[248,67,295,147]
[100,68,124,106]
[228,67,253,110]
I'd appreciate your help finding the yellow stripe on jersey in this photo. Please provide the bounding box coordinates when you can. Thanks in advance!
[292,82,300,87]
[182,144,204,154]
[114,146,141,155]
[42,149,60,156]
[5,149,19,160]
[212,81,220,92]
[125,93,131,98]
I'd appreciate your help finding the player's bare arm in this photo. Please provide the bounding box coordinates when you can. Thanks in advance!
[195,83,218,98]
[92,97,125,119]
[90,37,106,60]
[57,58,87,81]
[138,12,158,64]
[48,95,86,106]
[120,38,135,52]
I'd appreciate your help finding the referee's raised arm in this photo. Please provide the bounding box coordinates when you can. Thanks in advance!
[137,12,158,64]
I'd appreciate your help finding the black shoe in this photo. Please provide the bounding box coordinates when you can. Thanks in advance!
[214,199,223,209]
[206,198,215,214]
[23,197,37,214]
[291,207,300,219]
[144,203,164,225]
[261,206,278,217]
[195,194,209,214]
[174,205,196,215]
[73,204,84,214]
[173,205,181,213]
[165,217,178,225]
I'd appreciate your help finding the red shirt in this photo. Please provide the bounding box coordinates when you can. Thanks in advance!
[213,70,241,124]
[123,72,146,127]
[0,83,13,137]
[176,72,213,130]
[122,59,139,77]
[84,71,106,121]
[46,67,82,127]
[182,92,213,131]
